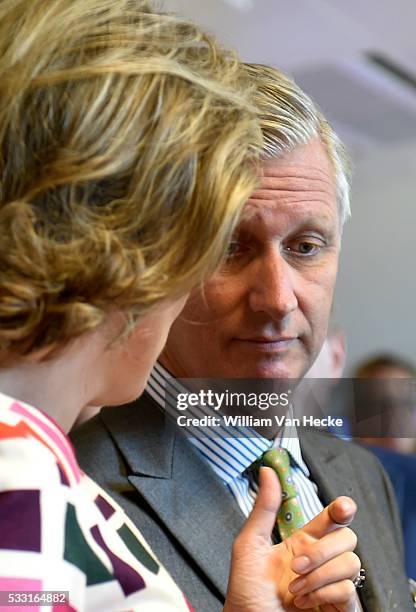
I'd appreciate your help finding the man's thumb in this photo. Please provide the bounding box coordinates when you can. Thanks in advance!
[239,467,282,541]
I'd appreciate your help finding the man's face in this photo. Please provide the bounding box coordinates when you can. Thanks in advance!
[161,139,341,380]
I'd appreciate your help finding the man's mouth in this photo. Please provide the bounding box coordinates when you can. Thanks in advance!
[233,336,296,351]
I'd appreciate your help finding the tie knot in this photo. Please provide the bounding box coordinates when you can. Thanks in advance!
[260,447,297,503]
[263,447,290,472]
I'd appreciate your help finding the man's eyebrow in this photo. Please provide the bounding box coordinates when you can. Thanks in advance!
[229,226,253,241]
[238,206,337,231]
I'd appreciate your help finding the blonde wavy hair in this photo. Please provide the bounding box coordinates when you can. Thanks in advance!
[245,63,351,226]
[0,0,261,363]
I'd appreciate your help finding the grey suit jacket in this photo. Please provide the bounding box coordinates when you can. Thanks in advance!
[71,392,413,611]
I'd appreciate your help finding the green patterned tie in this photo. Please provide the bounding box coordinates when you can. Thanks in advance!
[261,447,305,539]
[254,447,322,612]
[260,449,322,612]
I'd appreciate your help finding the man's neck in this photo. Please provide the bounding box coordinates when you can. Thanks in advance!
[159,352,188,379]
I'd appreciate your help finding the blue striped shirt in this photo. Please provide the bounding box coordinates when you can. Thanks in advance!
[146,362,325,523]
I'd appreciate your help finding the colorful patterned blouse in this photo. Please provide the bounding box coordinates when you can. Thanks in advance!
[0,392,193,611]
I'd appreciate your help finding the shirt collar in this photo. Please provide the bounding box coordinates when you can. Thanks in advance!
[146,362,310,483]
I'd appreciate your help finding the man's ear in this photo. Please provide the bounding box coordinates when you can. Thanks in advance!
[330,329,346,379]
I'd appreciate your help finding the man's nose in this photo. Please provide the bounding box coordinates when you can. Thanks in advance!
[248,248,298,320]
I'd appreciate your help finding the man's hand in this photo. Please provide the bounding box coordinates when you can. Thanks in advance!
[224,467,361,612]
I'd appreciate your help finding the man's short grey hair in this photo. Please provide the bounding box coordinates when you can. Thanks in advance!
[245,63,351,226]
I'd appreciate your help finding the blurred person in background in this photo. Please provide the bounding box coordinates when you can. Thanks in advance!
[73,63,414,611]
[353,354,416,454]
[0,1,303,610]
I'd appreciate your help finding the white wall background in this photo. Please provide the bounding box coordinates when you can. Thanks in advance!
[335,142,416,372]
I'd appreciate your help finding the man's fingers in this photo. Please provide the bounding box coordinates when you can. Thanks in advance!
[238,467,282,542]
[300,496,357,539]
[293,579,357,611]
[291,526,357,574]
[289,551,361,596]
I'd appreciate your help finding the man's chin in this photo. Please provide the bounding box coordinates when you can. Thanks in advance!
[224,362,303,380]
[224,344,308,380]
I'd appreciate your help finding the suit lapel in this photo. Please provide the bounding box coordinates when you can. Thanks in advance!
[100,394,246,598]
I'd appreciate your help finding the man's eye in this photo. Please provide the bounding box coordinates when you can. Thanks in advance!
[226,241,244,258]
[285,240,323,256]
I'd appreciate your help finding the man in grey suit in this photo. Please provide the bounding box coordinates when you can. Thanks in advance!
[72,64,413,611]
